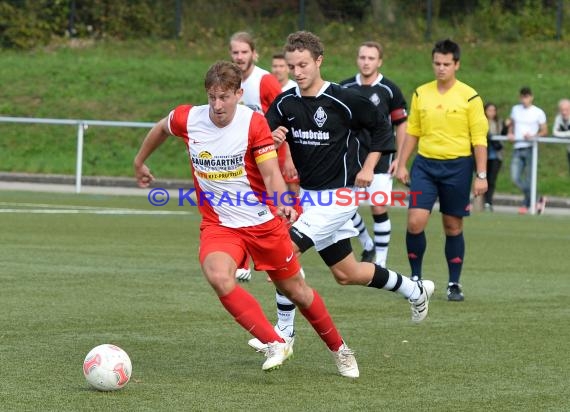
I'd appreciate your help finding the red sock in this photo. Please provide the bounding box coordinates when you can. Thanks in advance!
[219,286,283,344]
[299,290,343,351]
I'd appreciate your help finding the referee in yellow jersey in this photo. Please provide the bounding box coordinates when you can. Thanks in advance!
[396,39,488,302]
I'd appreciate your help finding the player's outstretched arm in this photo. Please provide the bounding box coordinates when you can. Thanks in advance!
[134,117,170,188]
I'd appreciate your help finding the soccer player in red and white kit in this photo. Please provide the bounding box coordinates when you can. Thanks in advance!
[133,61,359,377]
[230,32,304,342]
[229,31,295,283]
[229,31,282,114]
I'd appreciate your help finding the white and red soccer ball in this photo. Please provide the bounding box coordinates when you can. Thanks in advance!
[83,344,132,391]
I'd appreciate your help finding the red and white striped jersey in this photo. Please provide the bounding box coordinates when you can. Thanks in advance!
[240,66,282,114]
[168,104,278,228]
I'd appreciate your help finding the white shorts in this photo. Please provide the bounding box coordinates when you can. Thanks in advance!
[359,173,393,206]
[292,188,360,251]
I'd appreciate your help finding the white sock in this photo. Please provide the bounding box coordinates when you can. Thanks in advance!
[275,291,295,336]
[352,212,374,251]
[374,218,391,267]
[275,267,306,336]
[383,270,421,300]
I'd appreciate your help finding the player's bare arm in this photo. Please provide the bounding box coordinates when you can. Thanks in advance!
[257,154,298,223]
[271,125,288,148]
[280,142,298,179]
[395,133,418,185]
[472,144,488,197]
[355,151,380,187]
[389,121,408,175]
[133,117,170,188]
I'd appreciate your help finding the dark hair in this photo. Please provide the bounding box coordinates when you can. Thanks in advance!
[432,39,460,62]
[284,31,324,60]
[484,102,499,123]
[204,61,242,92]
[272,52,286,60]
[520,86,532,96]
[359,41,383,59]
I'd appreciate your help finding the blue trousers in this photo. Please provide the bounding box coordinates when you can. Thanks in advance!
[510,147,533,207]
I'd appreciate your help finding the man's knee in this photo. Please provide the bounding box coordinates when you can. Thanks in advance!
[407,212,429,233]
[330,267,352,285]
[442,215,463,235]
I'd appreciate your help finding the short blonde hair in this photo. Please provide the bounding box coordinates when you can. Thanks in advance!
[229,31,256,52]
[359,41,383,59]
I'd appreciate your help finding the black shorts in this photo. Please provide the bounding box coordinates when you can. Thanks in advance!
[409,155,473,217]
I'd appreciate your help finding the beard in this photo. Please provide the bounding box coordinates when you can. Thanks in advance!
[234,57,254,75]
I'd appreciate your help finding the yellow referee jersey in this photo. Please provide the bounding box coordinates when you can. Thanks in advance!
[407,80,488,160]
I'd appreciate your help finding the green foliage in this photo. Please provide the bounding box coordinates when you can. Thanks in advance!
[0,0,568,50]
[63,0,176,39]
[0,0,68,49]
[465,0,561,42]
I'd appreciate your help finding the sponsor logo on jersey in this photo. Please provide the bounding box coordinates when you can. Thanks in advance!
[313,106,327,127]
[192,152,245,179]
[198,151,213,159]
[291,127,330,142]
[193,152,243,168]
[194,167,244,180]
[370,93,381,106]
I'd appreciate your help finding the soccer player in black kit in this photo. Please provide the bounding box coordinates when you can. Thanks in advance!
[340,41,409,268]
[247,32,435,377]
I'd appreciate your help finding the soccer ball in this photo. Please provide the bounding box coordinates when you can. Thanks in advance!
[83,344,132,391]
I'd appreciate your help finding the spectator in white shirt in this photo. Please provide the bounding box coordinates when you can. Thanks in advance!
[507,87,547,214]
[552,98,570,174]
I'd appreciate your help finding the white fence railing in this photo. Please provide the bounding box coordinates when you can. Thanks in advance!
[0,117,568,214]
[491,135,569,215]
[0,116,154,194]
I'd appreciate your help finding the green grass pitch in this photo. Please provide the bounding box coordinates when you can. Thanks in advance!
[1,190,569,411]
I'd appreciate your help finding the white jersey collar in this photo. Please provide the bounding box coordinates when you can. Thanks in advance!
[355,73,383,87]
[294,81,330,97]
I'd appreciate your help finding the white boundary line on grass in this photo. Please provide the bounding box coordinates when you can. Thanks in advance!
[0,201,192,215]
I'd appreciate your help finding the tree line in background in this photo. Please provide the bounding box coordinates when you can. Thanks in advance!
[0,0,567,49]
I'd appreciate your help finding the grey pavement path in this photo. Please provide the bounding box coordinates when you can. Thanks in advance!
[2,180,570,216]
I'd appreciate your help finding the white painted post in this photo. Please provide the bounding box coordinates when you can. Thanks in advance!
[529,139,539,215]
[75,122,85,194]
